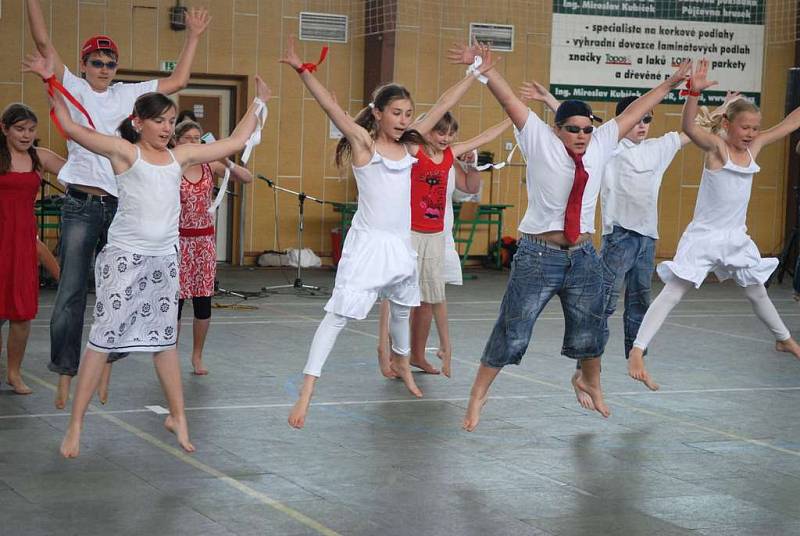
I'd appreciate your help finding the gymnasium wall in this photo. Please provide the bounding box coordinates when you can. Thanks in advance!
[0,0,794,263]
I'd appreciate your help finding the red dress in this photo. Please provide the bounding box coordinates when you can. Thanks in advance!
[0,170,40,320]
[179,164,216,298]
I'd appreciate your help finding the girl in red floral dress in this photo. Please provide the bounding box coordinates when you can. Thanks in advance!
[174,120,252,374]
[0,103,64,394]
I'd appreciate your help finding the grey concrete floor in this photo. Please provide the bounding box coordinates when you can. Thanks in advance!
[2,265,800,535]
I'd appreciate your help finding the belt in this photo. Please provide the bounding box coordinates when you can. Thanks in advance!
[179,226,215,237]
[67,187,117,204]
[521,233,591,252]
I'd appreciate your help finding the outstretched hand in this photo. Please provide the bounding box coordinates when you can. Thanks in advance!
[724,90,742,105]
[22,51,53,80]
[446,35,484,65]
[689,58,718,93]
[185,7,211,38]
[519,81,552,103]
[665,58,692,89]
[255,75,272,102]
[278,35,303,71]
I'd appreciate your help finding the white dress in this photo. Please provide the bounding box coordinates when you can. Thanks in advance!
[657,149,776,288]
[442,166,463,285]
[324,149,421,319]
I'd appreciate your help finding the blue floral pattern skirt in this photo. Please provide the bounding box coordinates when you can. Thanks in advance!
[87,245,180,353]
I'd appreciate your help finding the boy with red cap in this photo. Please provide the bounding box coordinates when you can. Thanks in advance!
[448,41,691,430]
[24,0,210,409]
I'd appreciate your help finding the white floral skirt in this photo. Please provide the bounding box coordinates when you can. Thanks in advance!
[87,245,180,353]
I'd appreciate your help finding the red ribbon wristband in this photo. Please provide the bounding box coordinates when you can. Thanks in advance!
[296,46,329,74]
[44,75,96,140]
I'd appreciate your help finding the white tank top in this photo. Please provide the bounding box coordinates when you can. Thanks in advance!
[689,147,760,233]
[108,146,182,256]
[350,147,417,234]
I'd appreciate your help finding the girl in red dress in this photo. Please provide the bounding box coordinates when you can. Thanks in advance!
[173,120,252,374]
[0,103,64,394]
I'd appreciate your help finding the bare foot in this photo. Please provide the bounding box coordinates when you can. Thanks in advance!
[627,348,659,391]
[437,347,452,378]
[288,396,312,429]
[6,374,32,395]
[191,357,209,376]
[60,422,81,458]
[55,375,71,410]
[575,373,610,418]
[390,357,423,397]
[96,363,112,404]
[571,370,595,410]
[164,414,195,453]
[776,337,800,359]
[409,357,441,375]
[463,393,488,432]
[377,345,398,378]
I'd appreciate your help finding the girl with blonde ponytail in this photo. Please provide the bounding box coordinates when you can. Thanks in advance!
[629,59,800,388]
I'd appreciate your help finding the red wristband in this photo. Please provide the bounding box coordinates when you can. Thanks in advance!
[689,91,701,97]
[295,46,329,74]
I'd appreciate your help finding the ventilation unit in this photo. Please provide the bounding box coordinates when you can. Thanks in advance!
[469,22,514,52]
[299,12,348,43]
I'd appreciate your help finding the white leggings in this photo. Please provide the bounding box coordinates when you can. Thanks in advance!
[303,302,411,377]
[633,280,791,350]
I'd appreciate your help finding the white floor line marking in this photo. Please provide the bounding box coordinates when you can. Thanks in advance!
[19,371,342,536]
[7,386,800,420]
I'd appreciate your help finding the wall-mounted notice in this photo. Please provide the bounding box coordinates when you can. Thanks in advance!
[549,1,764,105]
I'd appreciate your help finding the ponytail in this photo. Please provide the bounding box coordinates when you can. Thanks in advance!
[695,95,758,134]
[334,83,427,167]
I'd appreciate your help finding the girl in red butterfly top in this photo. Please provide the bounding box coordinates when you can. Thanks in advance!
[378,113,510,379]
[0,104,64,395]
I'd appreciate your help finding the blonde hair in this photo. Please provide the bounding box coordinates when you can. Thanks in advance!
[695,97,760,134]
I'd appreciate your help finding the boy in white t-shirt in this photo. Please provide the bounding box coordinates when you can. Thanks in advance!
[24,0,210,408]
[448,42,692,431]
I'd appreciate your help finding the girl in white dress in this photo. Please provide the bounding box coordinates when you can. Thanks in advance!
[280,36,495,428]
[629,59,800,386]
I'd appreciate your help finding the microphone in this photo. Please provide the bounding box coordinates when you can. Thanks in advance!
[257,174,274,187]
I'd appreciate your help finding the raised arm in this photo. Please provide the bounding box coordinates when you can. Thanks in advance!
[177,76,271,167]
[210,159,253,183]
[753,104,800,153]
[616,60,693,140]
[24,52,133,168]
[453,154,482,194]
[681,58,721,152]
[447,41,528,130]
[519,81,561,114]
[157,7,210,95]
[36,147,66,175]
[25,0,65,80]
[278,35,372,160]
[451,118,512,158]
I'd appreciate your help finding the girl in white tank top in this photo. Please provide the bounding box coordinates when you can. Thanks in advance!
[628,59,800,391]
[278,35,497,429]
[39,61,272,458]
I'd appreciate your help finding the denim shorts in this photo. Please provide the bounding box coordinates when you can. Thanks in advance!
[481,236,606,367]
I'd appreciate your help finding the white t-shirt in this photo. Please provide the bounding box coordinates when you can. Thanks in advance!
[600,132,682,239]
[57,67,158,196]
[514,110,619,235]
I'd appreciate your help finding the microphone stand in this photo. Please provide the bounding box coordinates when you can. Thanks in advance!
[257,175,323,293]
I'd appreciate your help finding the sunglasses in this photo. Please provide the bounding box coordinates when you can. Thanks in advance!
[639,115,653,124]
[561,125,594,134]
[88,59,118,69]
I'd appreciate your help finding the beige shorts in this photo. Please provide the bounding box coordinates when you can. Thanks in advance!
[410,230,446,304]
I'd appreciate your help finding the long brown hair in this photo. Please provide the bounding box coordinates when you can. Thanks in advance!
[335,83,426,167]
[0,103,42,175]
[117,92,177,143]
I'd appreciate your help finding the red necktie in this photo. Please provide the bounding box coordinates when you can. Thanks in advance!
[564,148,589,244]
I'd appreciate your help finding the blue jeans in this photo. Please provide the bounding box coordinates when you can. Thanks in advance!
[49,191,125,376]
[481,236,606,368]
[600,226,655,360]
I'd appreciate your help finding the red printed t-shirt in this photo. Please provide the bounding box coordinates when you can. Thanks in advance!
[410,146,454,232]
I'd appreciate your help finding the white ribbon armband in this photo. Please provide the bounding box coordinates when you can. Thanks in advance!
[466,56,488,85]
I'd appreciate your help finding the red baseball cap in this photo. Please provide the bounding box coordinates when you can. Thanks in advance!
[81,35,119,59]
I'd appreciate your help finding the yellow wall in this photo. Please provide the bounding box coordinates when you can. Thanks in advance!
[0,0,794,262]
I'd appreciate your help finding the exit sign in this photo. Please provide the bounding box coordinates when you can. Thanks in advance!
[160,60,177,72]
